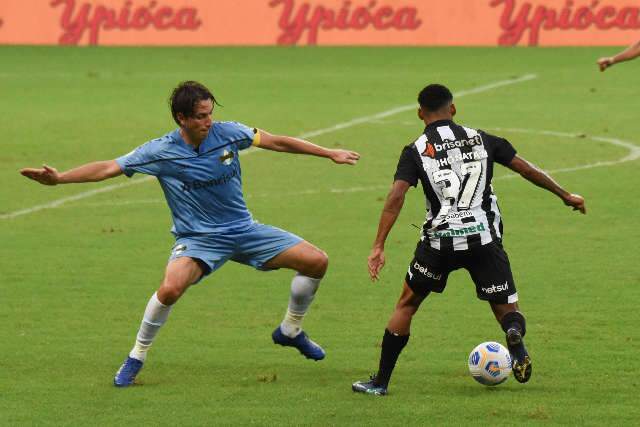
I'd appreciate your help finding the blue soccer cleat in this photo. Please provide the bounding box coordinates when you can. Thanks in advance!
[272,327,326,361]
[506,327,532,383]
[113,356,144,387]
[352,375,388,396]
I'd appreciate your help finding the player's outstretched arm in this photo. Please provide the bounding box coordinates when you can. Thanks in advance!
[507,155,586,214]
[597,40,640,71]
[20,160,123,186]
[368,180,411,281]
[256,129,360,165]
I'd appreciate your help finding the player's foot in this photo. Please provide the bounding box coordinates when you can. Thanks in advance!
[506,327,532,383]
[271,327,326,361]
[352,375,388,396]
[113,356,144,387]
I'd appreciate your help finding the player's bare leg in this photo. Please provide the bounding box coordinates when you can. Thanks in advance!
[353,282,428,396]
[265,241,329,360]
[490,302,532,383]
[114,257,204,387]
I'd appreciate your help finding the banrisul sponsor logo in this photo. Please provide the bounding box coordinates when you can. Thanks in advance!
[181,169,238,192]
[434,134,482,152]
[432,223,485,238]
[481,281,509,294]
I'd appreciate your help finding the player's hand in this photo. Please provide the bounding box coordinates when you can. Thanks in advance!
[368,246,386,281]
[597,57,614,72]
[563,193,586,214]
[20,164,60,185]
[329,149,360,165]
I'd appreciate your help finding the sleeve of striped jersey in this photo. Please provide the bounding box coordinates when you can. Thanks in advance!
[488,134,517,166]
[115,140,164,177]
[393,146,419,187]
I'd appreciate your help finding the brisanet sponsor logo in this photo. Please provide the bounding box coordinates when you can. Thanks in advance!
[434,134,483,152]
[432,223,486,238]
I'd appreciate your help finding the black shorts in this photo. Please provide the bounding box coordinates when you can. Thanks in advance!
[405,240,518,304]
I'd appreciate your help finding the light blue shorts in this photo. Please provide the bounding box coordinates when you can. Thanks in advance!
[169,222,303,279]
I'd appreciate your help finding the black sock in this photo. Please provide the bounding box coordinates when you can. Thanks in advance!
[500,311,527,337]
[374,329,409,387]
[500,311,527,360]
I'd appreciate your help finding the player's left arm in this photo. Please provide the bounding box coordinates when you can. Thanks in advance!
[507,155,586,214]
[255,129,360,165]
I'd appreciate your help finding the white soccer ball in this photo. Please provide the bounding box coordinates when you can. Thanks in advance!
[468,341,512,386]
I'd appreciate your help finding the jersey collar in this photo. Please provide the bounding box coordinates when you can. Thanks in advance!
[424,119,455,132]
[172,128,214,154]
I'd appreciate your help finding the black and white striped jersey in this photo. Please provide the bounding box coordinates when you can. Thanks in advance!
[394,119,517,251]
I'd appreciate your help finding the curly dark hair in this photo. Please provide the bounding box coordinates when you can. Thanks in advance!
[169,81,219,125]
[418,84,453,112]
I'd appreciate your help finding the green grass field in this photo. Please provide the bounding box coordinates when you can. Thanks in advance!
[1,46,638,425]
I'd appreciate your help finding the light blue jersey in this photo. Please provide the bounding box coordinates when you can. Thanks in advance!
[116,121,260,237]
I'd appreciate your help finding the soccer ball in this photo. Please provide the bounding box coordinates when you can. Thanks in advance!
[468,341,512,386]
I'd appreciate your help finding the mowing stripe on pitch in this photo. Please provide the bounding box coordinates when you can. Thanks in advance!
[2,75,537,220]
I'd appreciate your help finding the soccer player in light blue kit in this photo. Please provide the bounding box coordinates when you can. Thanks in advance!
[20,81,360,387]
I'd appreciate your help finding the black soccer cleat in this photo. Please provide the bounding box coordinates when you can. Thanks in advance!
[352,375,388,396]
[506,327,532,383]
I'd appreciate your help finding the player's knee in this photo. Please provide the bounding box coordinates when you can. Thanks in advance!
[396,301,420,317]
[300,249,329,278]
[395,290,425,316]
[315,250,329,277]
[158,279,189,305]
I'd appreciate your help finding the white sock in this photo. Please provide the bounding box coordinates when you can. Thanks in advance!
[129,292,172,362]
[280,274,321,338]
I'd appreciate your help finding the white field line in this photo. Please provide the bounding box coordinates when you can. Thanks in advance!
[59,126,640,209]
[2,75,537,220]
[490,127,640,177]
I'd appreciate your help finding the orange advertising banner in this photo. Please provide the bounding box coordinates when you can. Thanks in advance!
[0,0,639,46]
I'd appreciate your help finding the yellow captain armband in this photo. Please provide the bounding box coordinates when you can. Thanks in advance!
[252,128,261,146]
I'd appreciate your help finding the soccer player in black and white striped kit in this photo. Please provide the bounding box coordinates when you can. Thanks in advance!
[352,84,586,395]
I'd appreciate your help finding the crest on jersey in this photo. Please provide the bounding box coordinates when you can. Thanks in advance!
[422,142,436,158]
[219,150,235,165]
[172,244,187,256]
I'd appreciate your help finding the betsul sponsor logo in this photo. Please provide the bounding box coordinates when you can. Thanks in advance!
[270,0,422,45]
[412,261,442,281]
[481,281,509,294]
[491,0,640,46]
[51,0,202,45]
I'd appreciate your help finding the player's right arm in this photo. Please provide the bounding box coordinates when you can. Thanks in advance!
[597,40,640,71]
[507,155,586,214]
[369,180,412,281]
[20,160,123,186]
